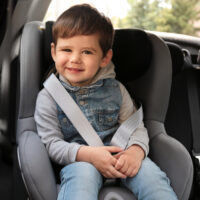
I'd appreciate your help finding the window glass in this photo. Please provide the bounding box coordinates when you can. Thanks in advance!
[44,0,200,37]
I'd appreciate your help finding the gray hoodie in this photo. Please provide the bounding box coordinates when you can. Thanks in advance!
[34,62,149,165]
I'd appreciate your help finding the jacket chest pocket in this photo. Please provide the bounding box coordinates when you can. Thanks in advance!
[97,108,119,130]
[57,107,76,138]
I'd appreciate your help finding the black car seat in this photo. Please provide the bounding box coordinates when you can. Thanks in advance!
[17,21,193,200]
[165,42,193,151]
[165,42,200,198]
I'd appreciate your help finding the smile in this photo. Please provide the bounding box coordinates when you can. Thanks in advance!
[66,67,84,73]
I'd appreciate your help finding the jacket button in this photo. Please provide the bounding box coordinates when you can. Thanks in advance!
[63,117,67,123]
[79,100,85,105]
[108,117,113,122]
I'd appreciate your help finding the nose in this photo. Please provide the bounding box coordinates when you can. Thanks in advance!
[70,52,81,64]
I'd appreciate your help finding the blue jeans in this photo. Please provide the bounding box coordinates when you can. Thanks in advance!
[57,157,177,200]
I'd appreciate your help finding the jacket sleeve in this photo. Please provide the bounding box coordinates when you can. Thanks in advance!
[118,82,149,157]
[34,88,82,165]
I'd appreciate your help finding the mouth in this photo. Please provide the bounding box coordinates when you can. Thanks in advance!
[66,67,84,73]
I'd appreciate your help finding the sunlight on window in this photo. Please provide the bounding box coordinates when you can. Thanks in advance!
[43,0,130,28]
[43,0,200,36]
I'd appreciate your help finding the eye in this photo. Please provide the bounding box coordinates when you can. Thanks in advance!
[82,50,93,55]
[63,48,72,52]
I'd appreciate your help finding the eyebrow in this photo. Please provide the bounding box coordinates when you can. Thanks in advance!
[58,45,97,52]
[82,47,97,52]
[57,45,72,49]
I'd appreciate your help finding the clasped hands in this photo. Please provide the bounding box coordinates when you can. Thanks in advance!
[77,145,145,179]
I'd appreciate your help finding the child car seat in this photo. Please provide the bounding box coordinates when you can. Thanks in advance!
[17,21,193,200]
[165,42,200,198]
[165,42,193,151]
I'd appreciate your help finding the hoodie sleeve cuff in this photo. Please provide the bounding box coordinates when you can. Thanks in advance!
[65,143,83,164]
[126,140,149,158]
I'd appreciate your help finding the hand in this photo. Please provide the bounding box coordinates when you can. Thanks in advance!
[90,146,127,179]
[114,145,145,177]
[77,146,127,179]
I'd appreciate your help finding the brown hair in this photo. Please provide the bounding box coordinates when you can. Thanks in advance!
[52,4,114,57]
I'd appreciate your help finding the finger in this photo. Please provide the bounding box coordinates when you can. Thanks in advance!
[115,158,124,170]
[111,159,118,167]
[102,171,114,178]
[130,169,137,177]
[102,168,121,178]
[109,166,127,179]
[130,166,140,177]
[113,152,123,159]
[124,167,134,177]
[104,146,123,153]
[119,161,129,174]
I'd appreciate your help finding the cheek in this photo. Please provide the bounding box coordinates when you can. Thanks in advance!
[86,61,99,72]
[55,59,66,73]
[86,56,102,66]
[88,64,101,76]
[56,55,69,66]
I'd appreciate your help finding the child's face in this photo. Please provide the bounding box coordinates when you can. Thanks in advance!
[51,34,112,87]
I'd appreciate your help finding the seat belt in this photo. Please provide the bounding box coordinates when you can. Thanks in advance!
[44,73,143,149]
[110,104,143,149]
[44,74,104,147]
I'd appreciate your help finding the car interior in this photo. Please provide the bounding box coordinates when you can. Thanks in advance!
[0,0,200,200]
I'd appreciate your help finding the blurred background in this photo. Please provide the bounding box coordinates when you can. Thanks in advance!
[43,0,200,37]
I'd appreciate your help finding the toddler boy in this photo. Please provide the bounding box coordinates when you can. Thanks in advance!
[35,4,177,200]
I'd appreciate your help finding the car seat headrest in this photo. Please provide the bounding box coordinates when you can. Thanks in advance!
[166,42,184,76]
[43,21,54,72]
[112,29,152,82]
[43,23,152,82]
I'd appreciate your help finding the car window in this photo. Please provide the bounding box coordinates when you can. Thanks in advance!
[43,0,129,27]
[43,0,200,37]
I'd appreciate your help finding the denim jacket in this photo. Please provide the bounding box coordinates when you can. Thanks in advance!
[35,62,149,165]
[57,78,122,145]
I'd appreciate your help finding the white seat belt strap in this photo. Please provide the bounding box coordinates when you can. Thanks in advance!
[110,105,143,149]
[44,74,143,149]
[44,74,104,146]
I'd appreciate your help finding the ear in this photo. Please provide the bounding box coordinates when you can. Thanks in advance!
[100,49,113,68]
[51,42,56,62]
